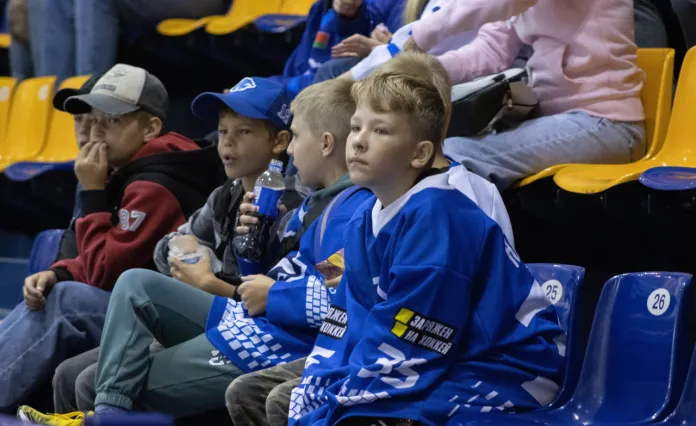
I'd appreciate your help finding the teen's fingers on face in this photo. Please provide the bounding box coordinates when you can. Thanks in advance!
[86,142,102,162]
[77,141,95,159]
[98,143,108,165]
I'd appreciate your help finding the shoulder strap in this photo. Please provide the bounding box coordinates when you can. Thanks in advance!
[313,185,365,256]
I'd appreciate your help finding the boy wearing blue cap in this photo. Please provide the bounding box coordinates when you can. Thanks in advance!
[18,76,369,424]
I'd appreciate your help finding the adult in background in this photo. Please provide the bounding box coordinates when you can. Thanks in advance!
[39,0,230,83]
[404,0,647,190]
[5,0,43,81]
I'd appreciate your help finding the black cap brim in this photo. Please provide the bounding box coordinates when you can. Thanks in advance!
[52,88,80,112]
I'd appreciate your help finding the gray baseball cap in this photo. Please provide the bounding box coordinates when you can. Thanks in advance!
[64,64,168,120]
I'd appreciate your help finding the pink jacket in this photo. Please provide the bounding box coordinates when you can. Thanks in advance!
[411,0,645,121]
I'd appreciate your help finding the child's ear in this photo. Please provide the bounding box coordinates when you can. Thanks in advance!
[321,132,335,158]
[411,140,435,170]
[273,130,292,155]
[143,117,163,142]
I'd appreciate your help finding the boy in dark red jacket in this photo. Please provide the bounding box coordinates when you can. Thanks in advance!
[0,64,223,414]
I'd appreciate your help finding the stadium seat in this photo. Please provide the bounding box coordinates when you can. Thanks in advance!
[27,229,64,275]
[449,271,693,426]
[552,47,696,194]
[0,77,17,144]
[657,344,696,426]
[515,48,675,188]
[255,0,316,33]
[205,0,283,35]
[0,76,56,172]
[0,33,10,49]
[4,75,90,181]
[526,263,586,409]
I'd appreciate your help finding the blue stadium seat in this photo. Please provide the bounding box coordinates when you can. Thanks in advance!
[0,258,27,319]
[449,272,693,426]
[27,229,64,275]
[526,263,586,409]
[658,344,696,425]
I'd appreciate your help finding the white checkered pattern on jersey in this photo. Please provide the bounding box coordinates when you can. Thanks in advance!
[335,378,391,407]
[217,299,293,371]
[288,375,333,420]
[305,276,330,328]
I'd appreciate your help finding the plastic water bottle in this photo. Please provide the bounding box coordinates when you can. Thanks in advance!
[234,159,285,275]
[168,235,203,265]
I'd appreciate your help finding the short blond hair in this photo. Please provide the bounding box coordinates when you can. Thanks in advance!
[291,79,355,145]
[351,51,451,146]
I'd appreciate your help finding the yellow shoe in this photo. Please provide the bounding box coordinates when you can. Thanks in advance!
[17,405,93,426]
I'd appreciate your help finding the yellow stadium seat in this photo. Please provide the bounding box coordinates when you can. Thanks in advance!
[515,48,675,188]
[0,77,18,145]
[277,0,315,15]
[0,76,56,172]
[0,33,10,49]
[553,47,695,194]
[157,16,221,36]
[205,0,282,35]
[31,76,91,163]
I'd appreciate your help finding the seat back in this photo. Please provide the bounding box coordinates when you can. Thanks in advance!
[27,229,65,276]
[563,272,692,423]
[0,76,56,166]
[37,76,90,162]
[206,0,283,34]
[661,344,696,425]
[279,0,315,15]
[657,46,696,163]
[0,77,17,145]
[636,48,674,158]
[527,263,586,408]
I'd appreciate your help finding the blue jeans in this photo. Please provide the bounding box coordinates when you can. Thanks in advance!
[40,0,229,82]
[312,57,362,84]
[0,281,110,413]
[444,111,647,190]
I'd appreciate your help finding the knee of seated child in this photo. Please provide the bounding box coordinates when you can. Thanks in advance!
[74,364,97,411]
[225,374,254,406]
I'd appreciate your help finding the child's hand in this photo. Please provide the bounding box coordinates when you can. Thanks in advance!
[237,275,276,316]
[169,251,215,291]
[23,270,57,310]
[333,0,363,17]
[325,275,343,288]
[371,24,392,44]
[236,192,286,235]
[332,34,382,59]
[74,141,109,191]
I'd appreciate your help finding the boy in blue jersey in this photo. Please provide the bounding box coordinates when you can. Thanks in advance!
[289,52,565,426]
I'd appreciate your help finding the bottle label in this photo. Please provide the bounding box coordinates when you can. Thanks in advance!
[254,186,284,218]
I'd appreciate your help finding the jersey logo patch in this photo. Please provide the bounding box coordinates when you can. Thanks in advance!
[319,306,347,340]
[118,209,146,232]
[391,308,456,356]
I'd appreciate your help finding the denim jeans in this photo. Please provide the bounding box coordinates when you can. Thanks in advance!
[40,0,229,81]
[444,111,647,190]
[94,269,242,418]
[0,281,110,414]
[312,57,362,84]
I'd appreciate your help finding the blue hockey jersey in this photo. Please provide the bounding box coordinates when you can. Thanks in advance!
[288,168,565,426]
[205,186,373,373]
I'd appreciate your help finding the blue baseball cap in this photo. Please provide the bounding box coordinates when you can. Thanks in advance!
[191,77,292,131]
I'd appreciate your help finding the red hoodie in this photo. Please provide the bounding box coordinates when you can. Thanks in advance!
[51,132,214,291]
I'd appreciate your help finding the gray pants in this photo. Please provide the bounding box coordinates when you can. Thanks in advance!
[226,357,306,426]
[93,269,244,418]
[53,342,164,413]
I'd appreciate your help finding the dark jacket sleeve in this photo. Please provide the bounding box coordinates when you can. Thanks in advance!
[51,181,187,290]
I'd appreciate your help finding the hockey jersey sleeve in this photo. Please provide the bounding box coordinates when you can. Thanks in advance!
[337,211,486,405]
[265,220,332,329]
[51,181,187,290]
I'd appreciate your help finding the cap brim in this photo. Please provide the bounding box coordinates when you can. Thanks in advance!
[53,88,80,112]
[191,92,268,122]
[64,93,140,116]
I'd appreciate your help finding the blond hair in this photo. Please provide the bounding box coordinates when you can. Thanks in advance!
[351,51,451,146]
[291,79,355,145]
[404,0,428,24]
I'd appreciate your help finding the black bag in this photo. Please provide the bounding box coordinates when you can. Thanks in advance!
[446,68,538,138]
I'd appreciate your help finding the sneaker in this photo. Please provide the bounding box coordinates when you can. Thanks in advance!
[17,405,93,426]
